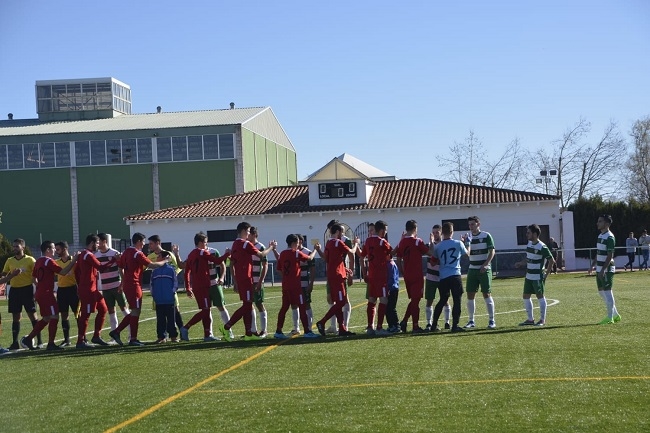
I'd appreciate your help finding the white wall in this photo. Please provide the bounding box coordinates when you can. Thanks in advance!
[127,200,565,264]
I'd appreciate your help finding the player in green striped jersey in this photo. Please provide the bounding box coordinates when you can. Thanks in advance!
[464,216,497,329]
[515,224,555,326]
[594,215,621,325]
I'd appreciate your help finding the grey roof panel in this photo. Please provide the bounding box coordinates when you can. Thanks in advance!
[0,107,268,137]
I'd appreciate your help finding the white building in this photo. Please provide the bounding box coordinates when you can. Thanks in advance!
[125,154,575,272]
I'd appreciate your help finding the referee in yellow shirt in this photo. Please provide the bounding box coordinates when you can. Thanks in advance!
[54,241,79,347]
[1,238,40,350]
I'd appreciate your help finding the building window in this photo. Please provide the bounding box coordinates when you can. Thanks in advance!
[137,138,152,163]
[172,136,187,161]
[0,145,7,170]
[91,140,106,165]
[75,141,90,166]
[188,135,203,160]
[441,219,470,232]
[8,144,23,169]
[219,134,234,159]
[24,143,40,169]
[203,135,218,159]
[55,142,71,167]
[122,138,136,163]
[40,142,55,168]
[516,225,550,246]
[157,137,172,162]
[107,139,121,164]
[207,230,238,243]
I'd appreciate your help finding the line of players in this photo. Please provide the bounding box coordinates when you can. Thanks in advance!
[0,214,622,353]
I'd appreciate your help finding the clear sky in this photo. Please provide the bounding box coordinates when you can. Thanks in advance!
[1,1,648,185]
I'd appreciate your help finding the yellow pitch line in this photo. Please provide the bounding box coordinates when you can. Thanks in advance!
[198,375,650,394]
[104,338,292,433]
[103,296,377,432]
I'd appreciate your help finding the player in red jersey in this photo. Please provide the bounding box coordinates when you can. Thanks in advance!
[179,232,231,342]
[395,220,430,333]
[109,232,167,346]
[219,222,277,342]
[75,234,120,349]
[359,220,393,335]
[19,241,77,351]
[273,234,320,339]
[315,223,359,337]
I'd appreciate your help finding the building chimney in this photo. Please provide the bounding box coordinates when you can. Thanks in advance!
[8,113,13,120]
[156,106,162,113]
[229,102,235,109]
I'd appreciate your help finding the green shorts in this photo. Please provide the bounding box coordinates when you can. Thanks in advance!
[101,288,127,309]
[209,285,225,307]
[523,279,544,296]
[254,285,265,304]
[466,268,492,294]
[425,279,440,301]
[596,272,614,290]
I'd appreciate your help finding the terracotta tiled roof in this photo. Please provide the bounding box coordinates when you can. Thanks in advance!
[125,179,559,221]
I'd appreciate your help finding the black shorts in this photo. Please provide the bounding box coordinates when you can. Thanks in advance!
[438,275,464,300]
[57,285,79,315]
[8,284,36,314]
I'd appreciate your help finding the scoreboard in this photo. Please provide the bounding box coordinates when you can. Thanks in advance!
[318,182,357,199]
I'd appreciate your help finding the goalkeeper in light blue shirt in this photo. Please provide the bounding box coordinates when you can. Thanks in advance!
[431,222,470,332]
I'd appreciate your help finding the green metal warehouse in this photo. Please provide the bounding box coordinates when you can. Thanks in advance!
[0,77,297,247]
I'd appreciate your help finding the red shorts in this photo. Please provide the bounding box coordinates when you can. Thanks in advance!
[123,287,143,310]
[35,292,59,317]
[192,288,211,310]
[328,276,347,303]
[405,278,424,299]
[368,281,388,298]
[79,290,105,314]
[283,288,304,306]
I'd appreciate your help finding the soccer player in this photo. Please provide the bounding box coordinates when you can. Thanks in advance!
[109,233,167,346]
[315,223,359,337]
[1,238,39,350]
[75,234,120,349]
[219,222,277,341]
[206,245,235,341]
[515,224,555,326]
[54,241,79,346]
[432,222,471,332]
[465,216,497,329]
[319,219,355,333]
[272,234,316,334]
[20,241,78,351]
[96,233,130,340]
[273,234,319,339]
[424,225,450,331]
[395,220,430,333]
[248,227,269,337]
[594,214,621,324]
[297,235,316,332]
[360,220,392,335]
[179,232,231,342]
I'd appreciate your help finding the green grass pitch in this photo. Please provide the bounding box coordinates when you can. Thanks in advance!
[1,271,648,432]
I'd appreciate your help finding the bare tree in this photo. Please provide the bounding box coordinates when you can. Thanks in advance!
[625,116,650,202]
[439,129,485,185]
[439,130,526,189]
[482,137,526,189]
[531,118,626,207]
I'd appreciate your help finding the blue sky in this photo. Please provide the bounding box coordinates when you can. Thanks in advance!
[1,1,648,183]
